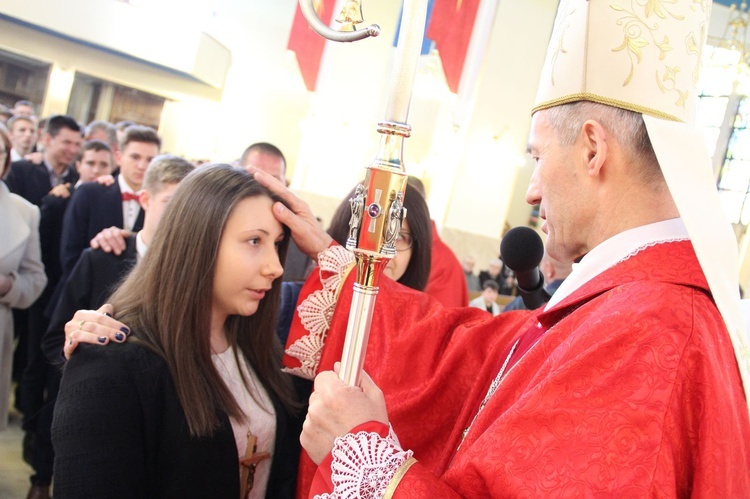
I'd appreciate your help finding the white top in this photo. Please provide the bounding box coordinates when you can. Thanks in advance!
[135,231,147,262]
[118,174,141,230]
[546,218,689,311]
[211,346,276,499]
[468,296,500,316]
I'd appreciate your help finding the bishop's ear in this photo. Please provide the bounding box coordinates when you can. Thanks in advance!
[580,119,608,176]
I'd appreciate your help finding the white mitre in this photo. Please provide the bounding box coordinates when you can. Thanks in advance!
[533,0,750,412]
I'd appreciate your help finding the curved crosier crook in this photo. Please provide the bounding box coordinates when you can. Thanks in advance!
[298,0,380,42]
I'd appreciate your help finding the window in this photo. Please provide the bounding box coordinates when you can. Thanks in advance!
[697,45,750,233]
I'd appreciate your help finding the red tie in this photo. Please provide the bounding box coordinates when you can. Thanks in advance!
[122,192,139,202]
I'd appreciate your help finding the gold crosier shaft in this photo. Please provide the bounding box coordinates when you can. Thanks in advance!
[298,0,429,386]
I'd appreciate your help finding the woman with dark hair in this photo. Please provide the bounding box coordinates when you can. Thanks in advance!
[327,181,432,291]
[52,165,302,498]
[274,181,433,347]
[0,126,46,433]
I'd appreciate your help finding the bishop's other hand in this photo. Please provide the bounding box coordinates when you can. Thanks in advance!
[301,363,389,464]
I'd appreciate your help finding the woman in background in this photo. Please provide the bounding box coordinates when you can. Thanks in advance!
[0,126,46,432]
[327,181,432,290]
[274,180,433,348]
[52,165,301,498]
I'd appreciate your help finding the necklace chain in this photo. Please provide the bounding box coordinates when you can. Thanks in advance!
[459,338,520,446]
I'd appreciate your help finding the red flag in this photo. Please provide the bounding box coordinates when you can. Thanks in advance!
[288,0,337,91]
[427,0,480,93]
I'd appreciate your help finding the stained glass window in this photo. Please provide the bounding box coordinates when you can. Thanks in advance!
[698,45,750,229]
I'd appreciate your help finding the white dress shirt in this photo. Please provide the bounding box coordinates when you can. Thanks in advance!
[118,175,142,230]
[546,218,689,311]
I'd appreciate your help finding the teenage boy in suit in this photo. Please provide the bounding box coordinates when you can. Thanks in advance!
[59,125,160,276]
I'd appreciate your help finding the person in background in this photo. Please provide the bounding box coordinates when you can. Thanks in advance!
[462,255,480,292]
[4,115,81,207]
[328,182,432,290]
[85,120,118,157]
[7,115,38,163]
[4,115,80,429]
[114,120,135,146]
[13,100,35,117]
[59,125,160,275]
[469,280,501,316]
[478,257,515,296]
[503,251,573,312]
[43,154,194,364]
[20,140,116,499]
[0,126,46,435]
[407,176,468,307]
[52,165,302,498]
[241,142,314,283]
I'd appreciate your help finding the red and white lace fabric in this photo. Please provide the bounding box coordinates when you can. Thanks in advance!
[283,245,355,380]
[312,423,414,499]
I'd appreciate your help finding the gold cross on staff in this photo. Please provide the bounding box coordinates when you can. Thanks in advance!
[239,433,271,499]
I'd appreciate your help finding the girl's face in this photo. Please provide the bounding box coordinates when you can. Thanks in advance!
[384,217,413,282]
[211,196,284,321]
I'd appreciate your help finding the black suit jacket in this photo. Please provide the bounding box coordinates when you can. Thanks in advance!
[5,160,78,207]
[59,178,144,275]
[43,238,138,365]
[52,341,300,498]
[39,185,77,296]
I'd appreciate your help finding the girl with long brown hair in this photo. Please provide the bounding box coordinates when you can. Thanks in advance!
[52,165,301,498]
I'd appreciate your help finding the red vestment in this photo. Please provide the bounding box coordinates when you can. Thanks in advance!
[284,241,750,497]
[424,220,468,307]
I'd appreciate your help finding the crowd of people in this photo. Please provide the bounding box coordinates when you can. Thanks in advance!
[2,0,749,496]
[0,102,486,498]
[0,105,329,498]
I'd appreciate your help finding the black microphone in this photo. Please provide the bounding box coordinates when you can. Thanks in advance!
[500,226,551,310]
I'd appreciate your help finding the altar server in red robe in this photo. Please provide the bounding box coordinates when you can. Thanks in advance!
[407,177,468,308]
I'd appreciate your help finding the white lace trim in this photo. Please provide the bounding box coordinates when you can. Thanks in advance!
[616,237,689,266]
[313,425,413,499]
[283,245,355,379]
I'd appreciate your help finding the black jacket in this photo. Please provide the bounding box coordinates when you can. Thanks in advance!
[43,238,138,365]
[52,340,301,498]
[59,178,144,276]
[5,160,78,207]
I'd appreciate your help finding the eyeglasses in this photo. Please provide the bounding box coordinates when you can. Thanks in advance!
[395,231,414,251]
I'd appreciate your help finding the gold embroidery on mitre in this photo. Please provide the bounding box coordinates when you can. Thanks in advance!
[536,0,710,122]
[611,1,683,82]
[609,0,705,111]
[548,0,577,86]
[687,21,707,84]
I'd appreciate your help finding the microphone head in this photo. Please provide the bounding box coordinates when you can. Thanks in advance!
[500,226,545,272]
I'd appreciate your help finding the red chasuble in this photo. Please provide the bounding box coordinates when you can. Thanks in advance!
[284,241,750,497]
[424,220,469,308]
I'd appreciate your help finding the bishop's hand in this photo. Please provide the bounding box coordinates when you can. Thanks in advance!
[249,169,332,262]
[301,364,389,464]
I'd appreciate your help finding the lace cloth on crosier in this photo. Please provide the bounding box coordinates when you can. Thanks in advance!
[283,245,355,380]
[313,425,414,499]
